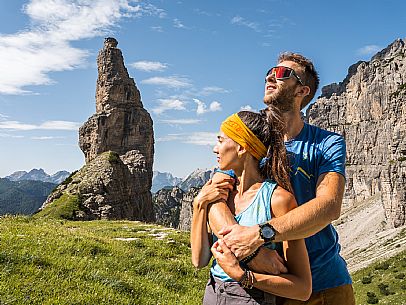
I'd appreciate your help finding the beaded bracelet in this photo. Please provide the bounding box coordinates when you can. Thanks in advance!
[240,247,260,266]
[239,269,254,289]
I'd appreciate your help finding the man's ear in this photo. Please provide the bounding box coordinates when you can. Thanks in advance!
[296,85,310,97]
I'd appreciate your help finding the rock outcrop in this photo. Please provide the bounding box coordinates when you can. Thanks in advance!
[40,38,154,221]
[153,186,200,231]
[306,38,406,228]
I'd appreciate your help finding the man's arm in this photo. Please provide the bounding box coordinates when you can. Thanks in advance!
[272,171,344,241]
[220,172,345,257]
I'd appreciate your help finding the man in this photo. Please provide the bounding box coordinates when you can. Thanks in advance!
[207,52,355,304]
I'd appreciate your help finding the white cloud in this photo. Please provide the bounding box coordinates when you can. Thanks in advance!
[0,133,24,138]
[185,132,218,145]
[152,98,187,115]
[159,119,202,125]
[142,76,192,88]
[157,132,217,146]
[0,120,81,131]
[194,98,222,115]
[201,86,230,96]
[231,15,260,32]
[240,105,257,111]
[173,18,186,29]
[150,26,163,32]
[357,45,382,56]
[130,61,168,72]
[31,136,65,140]
[0,0,165,95]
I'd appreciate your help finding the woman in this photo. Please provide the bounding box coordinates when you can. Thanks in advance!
[191,109,311,304]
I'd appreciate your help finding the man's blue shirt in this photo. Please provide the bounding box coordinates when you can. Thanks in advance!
[285,122,352,292]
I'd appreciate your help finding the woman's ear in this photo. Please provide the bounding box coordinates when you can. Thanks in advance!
[237,145,247,158]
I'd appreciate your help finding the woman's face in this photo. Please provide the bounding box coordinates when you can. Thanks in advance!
[213,131,239,170]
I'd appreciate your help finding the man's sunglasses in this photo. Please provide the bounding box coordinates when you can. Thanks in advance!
[265,66,304,86]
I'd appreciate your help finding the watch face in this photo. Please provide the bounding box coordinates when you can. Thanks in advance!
[262,226,274,239]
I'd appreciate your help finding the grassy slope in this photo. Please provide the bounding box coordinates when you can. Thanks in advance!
[0,216,405,305]
[0,216,209,305]
[352,245,406,305]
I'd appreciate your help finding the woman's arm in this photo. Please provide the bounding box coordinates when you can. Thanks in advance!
[212,186,312,301]
[190,178,234,268]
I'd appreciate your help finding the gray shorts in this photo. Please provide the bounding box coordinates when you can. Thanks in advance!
[203,273,279,305]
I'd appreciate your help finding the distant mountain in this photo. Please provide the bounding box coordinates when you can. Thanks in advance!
[0,178,56,215]
[5,169,70,184]
[152,171,182,193]
[177,168,212,192]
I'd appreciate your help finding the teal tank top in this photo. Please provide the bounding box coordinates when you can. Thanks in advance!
[210,180,277,281]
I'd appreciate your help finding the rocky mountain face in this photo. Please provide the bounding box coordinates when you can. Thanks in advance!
[5,169,70,184]
[307,38,406,228]
[153,186,200,230]
[306,38,406,270]
[152,168,212,229]
[151,171,182,193]
[177,168,212,192]
[41,38,154,221]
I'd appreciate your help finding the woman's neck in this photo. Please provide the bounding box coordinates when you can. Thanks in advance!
[234,160,263,196]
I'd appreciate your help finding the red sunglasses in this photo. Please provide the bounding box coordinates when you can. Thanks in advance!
[266,66,304,86]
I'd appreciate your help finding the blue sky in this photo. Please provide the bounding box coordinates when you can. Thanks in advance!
[0,0,405,179]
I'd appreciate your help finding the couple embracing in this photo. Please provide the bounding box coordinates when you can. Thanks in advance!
[191,52,355,305]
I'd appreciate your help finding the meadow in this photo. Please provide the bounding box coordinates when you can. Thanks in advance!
[0,216,405,304]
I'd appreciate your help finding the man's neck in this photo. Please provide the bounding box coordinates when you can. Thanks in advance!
[281,110,304,141]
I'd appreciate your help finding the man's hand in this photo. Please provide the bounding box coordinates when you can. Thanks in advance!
[218,224,263,260]
[248,247,288,275]
[211,239,244,281]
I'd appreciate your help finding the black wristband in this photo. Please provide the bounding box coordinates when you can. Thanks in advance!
[240,247,260,266]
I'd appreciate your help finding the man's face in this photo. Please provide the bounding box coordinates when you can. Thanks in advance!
[263,61,301,113]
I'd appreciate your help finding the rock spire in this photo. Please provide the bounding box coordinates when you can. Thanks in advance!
[41,38,154,221]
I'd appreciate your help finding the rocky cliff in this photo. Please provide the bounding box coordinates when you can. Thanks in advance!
[40,38,154,221]
[153,186,200,230]
[306,38,406,228]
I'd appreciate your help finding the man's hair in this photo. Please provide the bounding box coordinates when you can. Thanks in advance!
[278,52,320,109]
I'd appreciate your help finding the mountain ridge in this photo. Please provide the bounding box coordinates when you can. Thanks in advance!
[5,168,70,184]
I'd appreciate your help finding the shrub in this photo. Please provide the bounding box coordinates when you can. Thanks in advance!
[375,262,390,270]
[377,283,393,296]
[366,291,379,304]
[108,151,120,164]
[362,275,373,284]
[395,273,405,279]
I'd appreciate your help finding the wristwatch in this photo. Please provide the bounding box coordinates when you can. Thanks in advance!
[259,222,276,244]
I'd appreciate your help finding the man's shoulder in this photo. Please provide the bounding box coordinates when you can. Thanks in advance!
[304,123,345,144]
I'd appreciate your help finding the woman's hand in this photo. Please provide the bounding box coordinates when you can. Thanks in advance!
[194,178,234,211]
[211,239,244,281]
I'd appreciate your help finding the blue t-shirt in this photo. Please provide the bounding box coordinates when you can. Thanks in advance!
[285,123,351,292]
[211,180,277,282]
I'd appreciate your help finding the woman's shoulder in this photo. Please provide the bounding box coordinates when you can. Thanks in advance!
[270,186,297,217]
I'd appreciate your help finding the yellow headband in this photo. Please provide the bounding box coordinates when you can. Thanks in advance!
[220,113,267,160]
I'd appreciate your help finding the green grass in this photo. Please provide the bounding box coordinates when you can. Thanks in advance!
[352,250,406,304]
[1,215,405,304]
[0,216,209,304]
[33,193,81,220]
